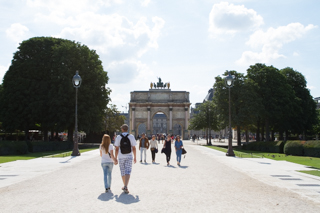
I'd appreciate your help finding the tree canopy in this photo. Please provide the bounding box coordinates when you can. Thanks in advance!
[189,63,318,143]
[104,104,126,136]
[0,37,111,140]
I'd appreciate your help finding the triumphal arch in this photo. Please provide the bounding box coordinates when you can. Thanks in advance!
[129,78,191,139]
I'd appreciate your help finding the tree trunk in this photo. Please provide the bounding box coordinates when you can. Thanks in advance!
[55,131,59,140]
[265,118,270,141]
[245,129,249,144]
[43,129,48,142]
[279,131,284,141]
[237,126,241,147]
[24,126,29,141]
[285,130,289,141]
[50,130,54,141]
[271,130,275,141]
[68,127,73,142]
[206,128,208,145]
[256,119,260,142]
[261,123,265,141]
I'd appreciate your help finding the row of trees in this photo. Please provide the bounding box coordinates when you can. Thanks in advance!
[189,63,319,145]
[0,37,123,141]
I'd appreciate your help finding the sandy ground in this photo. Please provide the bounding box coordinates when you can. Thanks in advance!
[0,141,320,213]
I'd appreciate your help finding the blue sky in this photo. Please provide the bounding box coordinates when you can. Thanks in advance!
[1,0,319,112]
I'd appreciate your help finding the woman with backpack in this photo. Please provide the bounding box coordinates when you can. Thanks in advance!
[99,134,116,193]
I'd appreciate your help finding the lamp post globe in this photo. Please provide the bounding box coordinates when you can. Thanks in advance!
[72,71,81,156]
[225,71,235,157]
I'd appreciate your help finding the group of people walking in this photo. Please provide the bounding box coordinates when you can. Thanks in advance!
[99,124,185,194]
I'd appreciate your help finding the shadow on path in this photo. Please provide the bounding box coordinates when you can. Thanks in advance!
[179,165,188,169]
[114,193,140,204]
[97,192,114,201]
[60,156,77,163]
[164,165,176,168]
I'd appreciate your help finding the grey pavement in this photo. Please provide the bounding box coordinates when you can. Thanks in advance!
[0,140,320,212]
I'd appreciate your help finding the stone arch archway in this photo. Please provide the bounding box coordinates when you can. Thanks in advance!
[151,111,168,135]
[129,88,191,139]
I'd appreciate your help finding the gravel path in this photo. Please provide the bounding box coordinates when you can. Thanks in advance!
[1,141,320,213]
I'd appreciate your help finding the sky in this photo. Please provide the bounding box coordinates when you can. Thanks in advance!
[1,0,320,113]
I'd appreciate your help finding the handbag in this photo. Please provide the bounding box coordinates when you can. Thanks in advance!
[182,148,187,155]
[155,148,158,153]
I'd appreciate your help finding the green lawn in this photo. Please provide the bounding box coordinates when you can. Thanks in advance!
[46,148,97,158]
[206,145,320,170]
[299,170,320,177]
[0,148,97,164]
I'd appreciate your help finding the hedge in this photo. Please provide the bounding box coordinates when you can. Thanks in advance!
[284,140,320,157]
[0,141,73,156]
[0,141,28,155]
[242,141,285,153]
[27,141,72,152]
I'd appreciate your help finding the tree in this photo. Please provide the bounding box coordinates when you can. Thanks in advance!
[0,37,111,141]
[104,104,126,138]
[280,67,317,139]
[313,109,320,140]
[247,64,295,141]
[213,71,261,146]
[0,84,2,132]
[188,101,219,145]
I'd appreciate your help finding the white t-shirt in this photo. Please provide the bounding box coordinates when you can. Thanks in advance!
[114,132,137,159]
[99,144,114,163]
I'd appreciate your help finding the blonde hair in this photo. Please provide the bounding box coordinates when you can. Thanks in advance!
[101,134,111,153]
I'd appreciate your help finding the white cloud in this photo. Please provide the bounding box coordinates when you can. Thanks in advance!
[237,23,317,65]
[293,51,299,57]
[107,60,153,84]
[6,23,29,43]
[27,0,122,13]
[24,0,164,89]
[307,85,315,90]
[141,0,151,7]
[208,2,263,37]
[47,12,164,59]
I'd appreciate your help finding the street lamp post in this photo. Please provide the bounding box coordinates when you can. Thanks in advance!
[72,71,82,156]
[209,108,212,145]
[225,71,235,157]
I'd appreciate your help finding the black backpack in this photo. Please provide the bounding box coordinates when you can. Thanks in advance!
[120,134,132,154]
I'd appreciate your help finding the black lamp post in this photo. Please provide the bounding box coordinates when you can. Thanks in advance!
[225,71,235,157]
[209,108,212,145]
[71,71,81,156]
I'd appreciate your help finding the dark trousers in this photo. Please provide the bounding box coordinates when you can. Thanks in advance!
[151,149,156,161]
[165,151,171,163]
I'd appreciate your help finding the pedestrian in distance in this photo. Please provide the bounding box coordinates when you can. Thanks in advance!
[139,133,150,163]
[150,135,158,163]
[161,134,165,144]
[175,135,184,166]
[163,134,172,166]
[114,124,137,194]
[99,134,116,193]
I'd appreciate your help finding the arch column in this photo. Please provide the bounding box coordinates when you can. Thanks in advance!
[184,107,189,139]
[169,107,173,135]
[131,107,135,136]
[147,107,151,137]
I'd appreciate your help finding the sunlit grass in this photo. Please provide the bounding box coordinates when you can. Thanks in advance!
[0,148,97,164]
[299,170,320,177]
[206,145,320,169]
